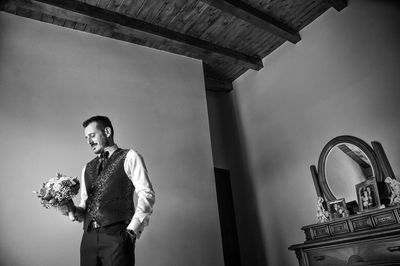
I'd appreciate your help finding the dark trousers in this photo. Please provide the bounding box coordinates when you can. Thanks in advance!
[80,222,135,266]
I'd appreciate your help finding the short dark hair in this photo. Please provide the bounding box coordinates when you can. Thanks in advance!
[82,115,114,137]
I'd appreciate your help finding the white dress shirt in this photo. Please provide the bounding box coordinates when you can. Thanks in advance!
[78,145,155,239]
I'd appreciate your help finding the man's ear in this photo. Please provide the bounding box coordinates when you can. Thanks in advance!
[104,127,112,137]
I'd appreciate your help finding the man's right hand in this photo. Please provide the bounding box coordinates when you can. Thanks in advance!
[58,199,75,216]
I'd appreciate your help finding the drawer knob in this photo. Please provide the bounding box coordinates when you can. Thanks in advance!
[348,255,364,263]
[388,246,400,252]
[313,256,325,261]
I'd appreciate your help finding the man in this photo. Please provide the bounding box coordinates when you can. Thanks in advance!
[61,115,155,266]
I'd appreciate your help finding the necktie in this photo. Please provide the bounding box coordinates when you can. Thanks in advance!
[98,151,109,175]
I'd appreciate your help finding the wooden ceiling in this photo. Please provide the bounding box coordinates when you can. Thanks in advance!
[1,0,347,85]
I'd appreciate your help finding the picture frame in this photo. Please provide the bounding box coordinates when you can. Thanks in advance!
[356,178,381,212]
[327,198,349,220]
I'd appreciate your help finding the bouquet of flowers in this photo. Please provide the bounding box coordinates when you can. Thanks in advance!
[33,173,80,221]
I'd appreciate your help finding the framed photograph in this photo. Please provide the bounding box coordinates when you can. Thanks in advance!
[356,178,381,212]
[327,198,349,220]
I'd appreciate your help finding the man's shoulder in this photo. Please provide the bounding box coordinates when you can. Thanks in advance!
[124,149,147,170]
[125,149,142,158]
[125,149,148,163]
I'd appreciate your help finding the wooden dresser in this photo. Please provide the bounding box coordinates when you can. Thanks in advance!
[289,206,400,266]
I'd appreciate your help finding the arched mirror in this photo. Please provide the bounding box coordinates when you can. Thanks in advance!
[318,135,382,202]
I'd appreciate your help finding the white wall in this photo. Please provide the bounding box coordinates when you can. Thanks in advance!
[0,13,223,266]
[209,1,400,265]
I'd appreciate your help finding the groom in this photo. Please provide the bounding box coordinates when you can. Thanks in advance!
[61,115,155,266]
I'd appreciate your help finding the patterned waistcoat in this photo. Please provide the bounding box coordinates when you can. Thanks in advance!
[83,148,134,230]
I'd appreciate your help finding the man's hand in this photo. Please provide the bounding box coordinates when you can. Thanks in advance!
[58,199,75,217]
[126,229,137,243]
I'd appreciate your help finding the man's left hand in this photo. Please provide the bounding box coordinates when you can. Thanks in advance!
[126,229,136,243]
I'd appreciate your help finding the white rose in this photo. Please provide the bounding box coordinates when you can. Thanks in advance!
[53,183,61,191]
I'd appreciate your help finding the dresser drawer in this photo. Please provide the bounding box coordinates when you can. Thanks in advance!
[305,238,400,266]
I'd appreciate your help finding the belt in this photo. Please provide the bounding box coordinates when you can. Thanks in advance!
[92,220,101,229]
[89,220,127,231]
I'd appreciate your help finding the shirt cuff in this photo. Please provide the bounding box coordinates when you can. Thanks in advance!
[126,217,143,239]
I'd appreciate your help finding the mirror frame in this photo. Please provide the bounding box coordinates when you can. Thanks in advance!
[317,135,382,201]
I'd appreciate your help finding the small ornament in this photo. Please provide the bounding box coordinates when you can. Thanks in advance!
[385,177,400,206]
[316,196,329,223]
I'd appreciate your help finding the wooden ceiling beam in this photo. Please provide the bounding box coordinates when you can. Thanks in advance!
[204,76,233,92]
[203,63,233,92]
[2,0,262,71]
[201,0,300,44]
[325,0,347,12]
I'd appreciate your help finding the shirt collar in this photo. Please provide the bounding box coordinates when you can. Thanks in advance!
[98,144,118,158]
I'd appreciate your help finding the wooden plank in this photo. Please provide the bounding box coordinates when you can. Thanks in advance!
[4,0,262,70]
[74,21,87,31]
[185,5,219,38]
[204,62,228,79]
[29,8,42,19]
[98,0,112,9]
[127,0,147,17]
[216,18,248,49]
[202,48,250,81]
[4,0,114,28]
[227,20,269,55]
[85,23,99,34]
[230,67,246,81]
[135,0,159,20]
[85,0,98,7]
[292,1,328,31]
[52,15,65,26]
[152,0,181,27]
[16,6,33,18]
[201,0,300,44]
[168,1,207,34]
[163,1,194,29]
[111,23,257,72]
[233,24,267,54]
[209,14,236,44]
[41,12,54,23]
[181,1,209,33]
[253,32,278,53]
[289,0,318,30]
[114,0,131,14]
[0,1,7,11]
[258,38,283,58]
[142,1,174,24]
[244,0,301,30]
[2,0,18,13]
[64,19,77,29]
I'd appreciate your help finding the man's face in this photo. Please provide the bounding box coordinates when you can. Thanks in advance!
[84,122,109,155]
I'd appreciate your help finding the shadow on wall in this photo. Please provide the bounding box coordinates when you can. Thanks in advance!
[208,90,269,266]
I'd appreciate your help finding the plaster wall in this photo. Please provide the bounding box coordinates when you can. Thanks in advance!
[0,13,223,266]
[208,1,400,265]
